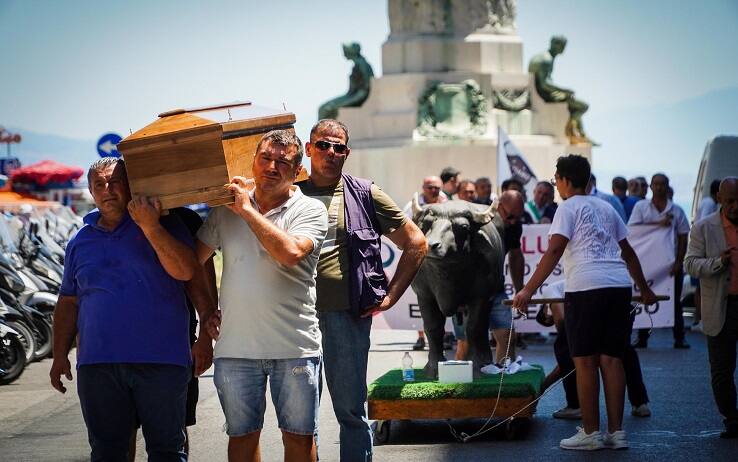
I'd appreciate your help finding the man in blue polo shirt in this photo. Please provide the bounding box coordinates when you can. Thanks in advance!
[49,157,199,461]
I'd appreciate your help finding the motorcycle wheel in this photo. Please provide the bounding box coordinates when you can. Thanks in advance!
[31,318,53,361]
[0,334,26,385]
[7,321,36,363]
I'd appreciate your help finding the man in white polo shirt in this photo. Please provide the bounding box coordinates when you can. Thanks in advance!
[195,130,328,462]
[628,173,691,349]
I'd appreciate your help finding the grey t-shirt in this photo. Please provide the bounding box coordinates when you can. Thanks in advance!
[197,186,328,359]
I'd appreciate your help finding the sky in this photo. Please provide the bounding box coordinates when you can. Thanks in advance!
[1,0,737,206]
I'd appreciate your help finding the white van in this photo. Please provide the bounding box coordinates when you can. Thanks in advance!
[691,135,738,221]
[683,136,738,312]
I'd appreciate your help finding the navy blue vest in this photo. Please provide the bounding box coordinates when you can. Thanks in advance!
[342,174,388,316]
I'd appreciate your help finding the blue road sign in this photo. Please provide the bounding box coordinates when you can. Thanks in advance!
[97,133,123,158]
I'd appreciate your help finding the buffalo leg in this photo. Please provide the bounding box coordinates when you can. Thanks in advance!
[418,294,447,379]
[465,297,493,377]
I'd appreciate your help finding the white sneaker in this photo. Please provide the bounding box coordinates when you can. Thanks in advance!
[631,403,651,417]
[552,407,582,420]
[560,427,604,450]
[604,430,629,449]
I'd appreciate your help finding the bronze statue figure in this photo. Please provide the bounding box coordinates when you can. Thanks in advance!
[529,35,595,145]
[318,42,374,120]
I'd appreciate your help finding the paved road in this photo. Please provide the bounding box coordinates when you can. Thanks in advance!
[1,327,735,461]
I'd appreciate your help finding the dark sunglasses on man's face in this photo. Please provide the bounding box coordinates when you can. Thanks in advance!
[314,140,348,155]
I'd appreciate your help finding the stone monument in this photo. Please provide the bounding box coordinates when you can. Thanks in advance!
[318,42,374,120]
[529,35,594,145]
[335,0,592,204]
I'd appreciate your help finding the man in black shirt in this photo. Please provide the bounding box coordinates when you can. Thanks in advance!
[489,190,526,363]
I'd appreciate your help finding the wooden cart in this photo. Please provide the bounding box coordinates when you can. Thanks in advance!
[367,367,545,444]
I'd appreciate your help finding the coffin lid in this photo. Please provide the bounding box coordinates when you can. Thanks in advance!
[120,101,296,145]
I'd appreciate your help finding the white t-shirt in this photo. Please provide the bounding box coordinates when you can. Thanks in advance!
[542,280,565,299]
[549,195,631,292]
[197,186,328,360]
[628,199,690,235]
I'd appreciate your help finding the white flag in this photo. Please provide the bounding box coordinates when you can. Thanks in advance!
[497,126,538,198]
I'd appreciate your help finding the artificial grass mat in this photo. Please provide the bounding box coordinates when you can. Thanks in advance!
[368,366,545,401]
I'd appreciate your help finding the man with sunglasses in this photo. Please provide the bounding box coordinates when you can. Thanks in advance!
[299,119,427,461]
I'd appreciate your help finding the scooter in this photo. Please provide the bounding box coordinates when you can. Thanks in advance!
[0,320,26,385]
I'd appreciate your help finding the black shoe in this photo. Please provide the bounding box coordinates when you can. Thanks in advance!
[674,340,691,349]
[412,337,425,351]
[633,339,648,349]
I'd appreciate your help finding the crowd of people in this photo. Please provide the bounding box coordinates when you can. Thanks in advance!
[409,161,736,448]
[46,117,737,461]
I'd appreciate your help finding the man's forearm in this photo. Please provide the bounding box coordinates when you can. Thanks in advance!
[185,261,217,341]
[238,207,311,267]
[52,298,78,359]
[508,249,525,292]
[387,241,426,302]
[623,248,651,294]
[142,224,197,281]
[384,221,427,304]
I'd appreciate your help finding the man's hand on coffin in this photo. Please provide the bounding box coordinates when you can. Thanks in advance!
[128,196,162,232]
[226,176,256,216]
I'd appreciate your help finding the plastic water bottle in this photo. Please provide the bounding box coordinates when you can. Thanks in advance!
[402,352,415,382]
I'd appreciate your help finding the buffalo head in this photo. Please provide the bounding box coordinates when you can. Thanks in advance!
[412,194,499,261]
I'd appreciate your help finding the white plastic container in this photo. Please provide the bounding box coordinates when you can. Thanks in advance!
[438,360,473,384]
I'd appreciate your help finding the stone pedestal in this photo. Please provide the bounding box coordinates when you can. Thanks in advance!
[382,35,523,75]
[335,1,591,204]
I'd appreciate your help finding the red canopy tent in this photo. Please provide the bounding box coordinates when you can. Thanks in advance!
[10,160,84,186]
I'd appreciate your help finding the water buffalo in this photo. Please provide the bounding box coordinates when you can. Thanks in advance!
[410,196,505,378]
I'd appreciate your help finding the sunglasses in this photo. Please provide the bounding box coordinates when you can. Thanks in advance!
[314,140,348,155]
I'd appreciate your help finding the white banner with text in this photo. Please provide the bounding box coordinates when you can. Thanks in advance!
[374,224,675,332]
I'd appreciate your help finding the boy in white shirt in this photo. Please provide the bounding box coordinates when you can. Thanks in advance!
[513,154,657,451]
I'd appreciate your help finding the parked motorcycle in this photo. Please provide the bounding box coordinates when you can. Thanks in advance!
[0,320,26,385]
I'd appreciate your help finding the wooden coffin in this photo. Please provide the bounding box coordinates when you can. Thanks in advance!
[117,101,307,209]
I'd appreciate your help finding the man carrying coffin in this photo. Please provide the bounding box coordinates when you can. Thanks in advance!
[196,130,328,462]
[49,157,200,461]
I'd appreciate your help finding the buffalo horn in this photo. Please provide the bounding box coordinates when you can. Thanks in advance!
[472,200,497,224]
[412,192,423,215]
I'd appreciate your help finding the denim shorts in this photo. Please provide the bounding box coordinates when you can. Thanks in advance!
[214,357,320,437]
[489,292,513,330]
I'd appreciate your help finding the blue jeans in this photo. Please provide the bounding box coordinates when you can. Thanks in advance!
[213,357,320,436]
[318,310,373,462]
[77,363,190,462]
[489,292,513,330]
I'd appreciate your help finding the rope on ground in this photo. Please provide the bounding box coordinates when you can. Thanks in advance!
[445,302,650,443]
